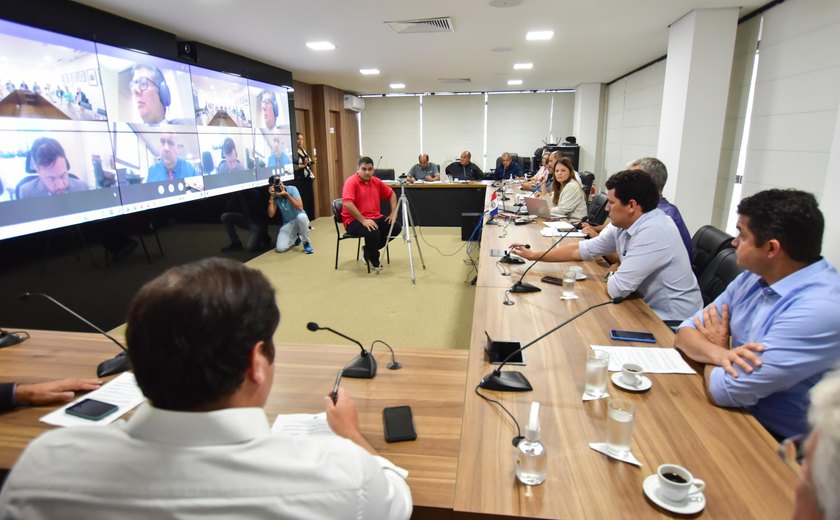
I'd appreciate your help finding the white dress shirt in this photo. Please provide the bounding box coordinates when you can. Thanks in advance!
[578,209,702,321]
[0,403,412,520]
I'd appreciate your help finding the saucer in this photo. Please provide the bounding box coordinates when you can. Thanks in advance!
[576,273,587,280]
[611,372,652,392]
[643,474,705,514]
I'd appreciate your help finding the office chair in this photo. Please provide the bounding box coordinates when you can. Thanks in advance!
[373,168,395,180]
[586,192,609,226]
[332,198,368,272]
[201,151,215,175]
[579,172,595,202]
[691,225,734,278]
[698,248,743,306]
[92,157,115,188]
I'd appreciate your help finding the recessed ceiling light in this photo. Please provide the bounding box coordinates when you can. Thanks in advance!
[508,79,523,86]
[306,41,335,51]
[526,30,554,41]
[360,69,380,75]
[513,63,533,70]
[390,83,406,89]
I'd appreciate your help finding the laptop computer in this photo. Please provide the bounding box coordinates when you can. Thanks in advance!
[524,196,551,219]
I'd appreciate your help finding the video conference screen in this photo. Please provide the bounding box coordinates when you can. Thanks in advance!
[0,18,293,240]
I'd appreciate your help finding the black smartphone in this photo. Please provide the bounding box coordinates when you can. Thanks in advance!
[609,329,657,343]
[383,405,417,443]
[329,369,342,404]
[65,398,119,421]
[541,275,564,286]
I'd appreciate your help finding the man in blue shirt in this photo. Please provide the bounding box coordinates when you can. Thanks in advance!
[146,132,198,183]
[675,189,840,439]
[493,152,522,181]
[267,176,312,254]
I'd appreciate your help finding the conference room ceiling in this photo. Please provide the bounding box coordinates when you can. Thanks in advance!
[76,0,766,95]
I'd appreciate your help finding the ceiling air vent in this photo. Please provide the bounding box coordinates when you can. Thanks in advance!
[385,17,454,34]
[438,78,472,84]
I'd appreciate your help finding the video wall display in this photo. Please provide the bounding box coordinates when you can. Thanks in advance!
[0,18,293,240]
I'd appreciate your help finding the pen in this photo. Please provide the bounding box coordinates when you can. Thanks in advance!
[330,369,343,404]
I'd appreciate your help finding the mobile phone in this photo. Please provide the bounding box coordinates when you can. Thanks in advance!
[541,275,564,286]
[609,329,657,343]
[383,405,417,443]
[329,369,342,404]
[65,398,119,421]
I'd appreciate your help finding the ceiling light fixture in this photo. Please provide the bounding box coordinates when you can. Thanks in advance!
[508,79,523,86]
[513,63,533,70]
[390,83,406,89]
[360,69,380,75]
[306,41,335,51]
[526,30,554,41]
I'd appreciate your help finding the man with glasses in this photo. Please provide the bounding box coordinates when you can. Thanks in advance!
[130,64,170,125]
[341,156,399,272]
[675,189,840,440]
[146,132,197,183]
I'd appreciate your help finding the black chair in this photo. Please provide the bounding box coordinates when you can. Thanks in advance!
[691,225,734,278]
[586,192,609,226]
[201,151,215,175]
[92,157,115,188]
[373,169,395,180]
[579,171,595,202]
[698,248,743,306]
[332,198,368,272]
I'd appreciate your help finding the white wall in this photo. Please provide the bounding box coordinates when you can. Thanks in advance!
[603,61,666,179]
[487,92,573,166]
[359,96,420,174]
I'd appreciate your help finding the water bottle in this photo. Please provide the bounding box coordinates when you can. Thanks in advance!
[515,401,546,485]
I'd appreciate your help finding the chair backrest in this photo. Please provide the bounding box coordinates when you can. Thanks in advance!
[579,171,595,199]
[201,151,215,174]
[373,168,395,180]
[691,225,734,277]
[587,192,609,225]
[698,248,744,306]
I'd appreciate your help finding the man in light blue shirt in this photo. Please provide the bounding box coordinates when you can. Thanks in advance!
[267,176,312,254]
[511,170,702,321]
[675,189,840,439]
[146,132,198,183]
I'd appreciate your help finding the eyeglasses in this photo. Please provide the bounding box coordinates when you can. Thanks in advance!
[129,76,158,92]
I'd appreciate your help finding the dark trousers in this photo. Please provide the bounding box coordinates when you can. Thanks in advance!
[346,216,401,266]
[296,176,316,221]
[221,212,267,252]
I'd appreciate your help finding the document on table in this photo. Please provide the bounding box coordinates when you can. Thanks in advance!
[541,227,586,238]
[543,221,575,230]
[40,372,145,427]
[272,412,337,437]
[590,346,696,374]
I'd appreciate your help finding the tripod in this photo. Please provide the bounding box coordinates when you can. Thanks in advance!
[384,180,426,283]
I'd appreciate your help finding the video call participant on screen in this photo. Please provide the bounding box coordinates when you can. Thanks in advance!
[267,136,292,169]
[18,137,89,199]
[146,132,198,183]
[268,177,313,254]
[342,156,400,272]
[216,137,243,174]
[261,90,280,130]
[675,189,840,440]
[511,170,702,322]
[0,379,101,413]
[0,258,413,518]
[130,64,171,125]
[445,151,483,181]
[407,154,439,182]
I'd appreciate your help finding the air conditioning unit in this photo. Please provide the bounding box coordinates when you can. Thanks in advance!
[343,95,365,112]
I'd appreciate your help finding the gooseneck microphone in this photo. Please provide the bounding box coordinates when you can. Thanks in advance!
[500,244,529,265]
[19,292,131,377]
[480,296,625,392]
[306,322,376,378]
[511,229,574,293]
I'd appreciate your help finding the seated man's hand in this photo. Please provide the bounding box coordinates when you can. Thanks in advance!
[714,342,765,378]
[693,303,731,348]
[16,378,102,406]
[362,218,378,231]
[385,212,397,224]
[509,243,537,261]
[581,223,598,238]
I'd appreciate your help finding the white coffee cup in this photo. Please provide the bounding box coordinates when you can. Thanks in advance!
[620,363,644,387]
[657,464,705,502]
[568,265,584,278]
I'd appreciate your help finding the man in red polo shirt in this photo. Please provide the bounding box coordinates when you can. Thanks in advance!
[341,156,399,272]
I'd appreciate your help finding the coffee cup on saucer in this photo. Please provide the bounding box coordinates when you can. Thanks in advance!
[568,265,584,279]
[620,363,644,387]
[657,464,705,502]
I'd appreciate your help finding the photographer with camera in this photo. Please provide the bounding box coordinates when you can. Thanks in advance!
[268,175,313,254]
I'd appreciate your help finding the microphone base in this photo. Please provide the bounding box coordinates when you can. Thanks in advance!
[97,351,131,378]
[511,282,541,293]
[341,353,377,379]
[500,256,525,265]
[479,371,533,392]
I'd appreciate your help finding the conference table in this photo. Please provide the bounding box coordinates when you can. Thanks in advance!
[0,185,799,519]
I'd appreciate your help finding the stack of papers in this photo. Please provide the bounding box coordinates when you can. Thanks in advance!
[590,346,696,374]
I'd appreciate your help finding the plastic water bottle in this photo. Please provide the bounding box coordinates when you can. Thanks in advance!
[515,402,546,485]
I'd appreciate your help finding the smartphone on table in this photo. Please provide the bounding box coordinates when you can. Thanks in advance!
[64,398,119,421]
[609,330,657,343]
[383,405,417,442]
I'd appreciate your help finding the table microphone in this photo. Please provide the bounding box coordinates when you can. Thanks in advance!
[18,292,131,378]
[500,244,528,265]
[306,322,376,378]
[511,229,574,293]
[480,296,625,391]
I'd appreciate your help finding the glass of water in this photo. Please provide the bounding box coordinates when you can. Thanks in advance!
[584,349,610,398]
[606,398,636,456]
[562,269,577,298]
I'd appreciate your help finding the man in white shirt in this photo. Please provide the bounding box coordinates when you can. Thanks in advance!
[511,169,702,322]
[0,258,412,520]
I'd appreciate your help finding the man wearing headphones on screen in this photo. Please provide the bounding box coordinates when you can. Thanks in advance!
[130,64,172,125]
[261,90,280,130]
